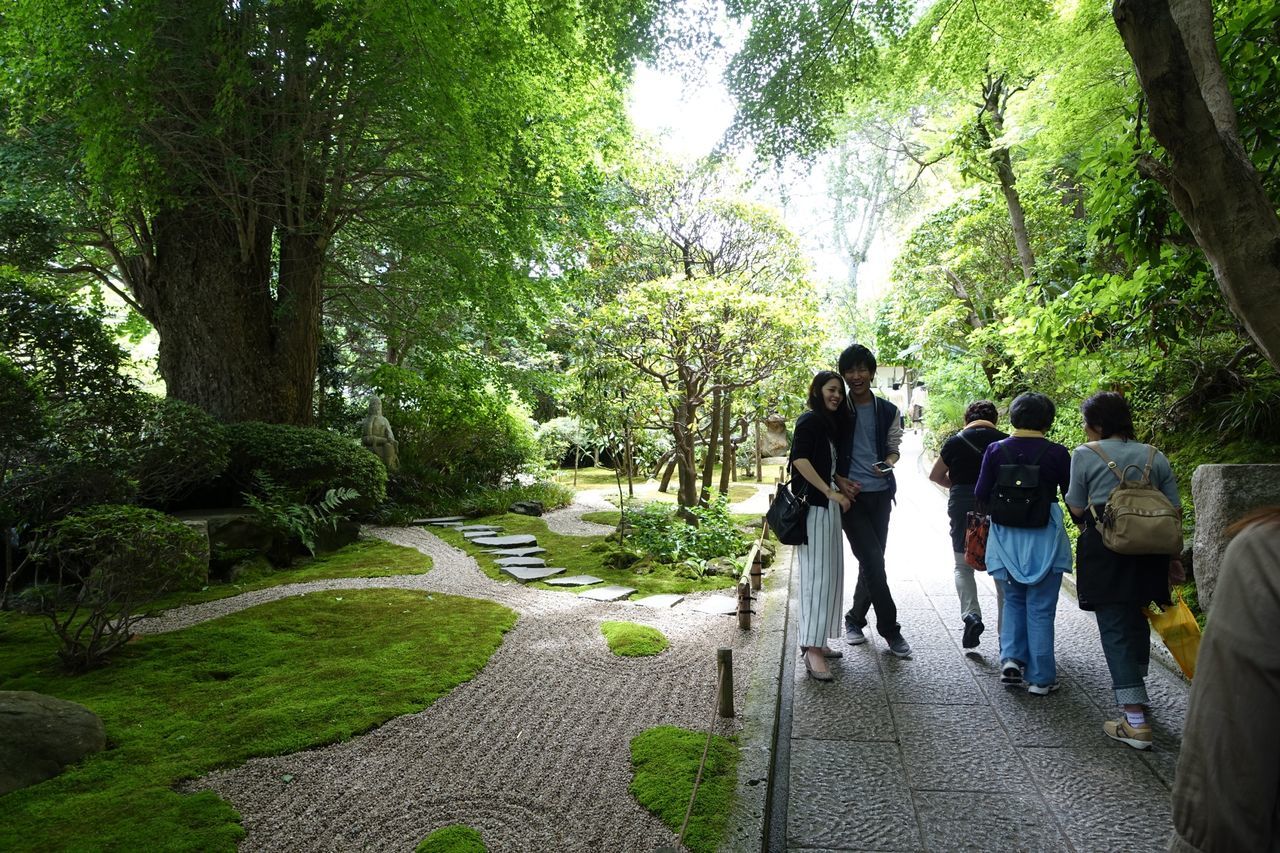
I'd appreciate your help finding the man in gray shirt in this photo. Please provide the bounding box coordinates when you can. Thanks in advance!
[834,344,911,658]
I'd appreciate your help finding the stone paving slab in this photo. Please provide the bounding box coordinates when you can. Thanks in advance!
[498,565,565,581]
[482,547,547,557]
[543,574,603,586]
[788,740,920,851]
[914,791,1070,851]
[470,534,538,547]
[577,584,635,602]
[463,529,502,539]
[688,596,738,615]
[416,516,465,524]
[458,524,500,532]
[632,594,684,609]
[493,556,546,568]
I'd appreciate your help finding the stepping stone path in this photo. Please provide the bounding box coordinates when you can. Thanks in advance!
[483,547,547,557]
[633,594,684,609]
[471,534,538,547]
[500,565,566,581]
[415,516,465,525]
[578,585,636,602]
[459,525,501,532]
[463,529,503,540]
[494,557,546,568]
[543,575,604,586]
[689,596,739,615]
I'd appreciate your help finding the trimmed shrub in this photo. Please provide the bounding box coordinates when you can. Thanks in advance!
[132,397,229,506]
[600,621,668,657]
[223,422,387,511]
[31,504,207,670]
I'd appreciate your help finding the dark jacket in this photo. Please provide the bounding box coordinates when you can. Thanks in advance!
[789,411,840,504]
[836,395,902,500]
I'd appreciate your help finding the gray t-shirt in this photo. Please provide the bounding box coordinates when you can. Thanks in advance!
[1065,439,1180,509]
[846,402,888,493]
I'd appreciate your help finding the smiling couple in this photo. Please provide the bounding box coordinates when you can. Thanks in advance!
[789,344,911,682]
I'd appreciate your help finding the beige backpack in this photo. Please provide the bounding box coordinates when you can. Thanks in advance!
[1086,443,1183,556]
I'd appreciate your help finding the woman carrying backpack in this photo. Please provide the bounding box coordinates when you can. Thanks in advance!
[974,392,1073,695]
[1065,391,1182,751]
[928,400,1007,648]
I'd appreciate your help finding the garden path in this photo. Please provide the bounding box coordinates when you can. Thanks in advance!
[136,525,754,851]
[779,430,1190,851]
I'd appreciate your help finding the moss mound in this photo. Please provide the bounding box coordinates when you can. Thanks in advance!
[600,621,668,657]
[415,825,487,852]
[629,725,738,853]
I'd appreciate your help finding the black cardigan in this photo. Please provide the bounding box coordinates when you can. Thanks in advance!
[788,411,839,504]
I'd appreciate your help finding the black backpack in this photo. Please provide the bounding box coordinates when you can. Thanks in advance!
[989,442,1052,528]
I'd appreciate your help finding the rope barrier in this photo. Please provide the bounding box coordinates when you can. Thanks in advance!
[675,665,724,850]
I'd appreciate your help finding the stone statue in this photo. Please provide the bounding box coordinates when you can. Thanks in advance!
[761,414,789,459]
[360,396,399,472]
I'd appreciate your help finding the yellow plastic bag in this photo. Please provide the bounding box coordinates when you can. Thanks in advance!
[1143,591,1201,680]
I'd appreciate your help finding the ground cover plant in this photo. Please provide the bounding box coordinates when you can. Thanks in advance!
[415,825,488,852]
[600,621,668,657]
[0,589,515,851]
[430,514,737,597]
[147,539,432,612]
[629,725,738,853]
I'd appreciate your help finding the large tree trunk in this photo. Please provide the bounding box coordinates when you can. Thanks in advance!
[130,206,323,424]
[672,400,700,510]
[1114,0,1280,369]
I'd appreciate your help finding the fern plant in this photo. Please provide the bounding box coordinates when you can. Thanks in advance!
[243,473,359,556]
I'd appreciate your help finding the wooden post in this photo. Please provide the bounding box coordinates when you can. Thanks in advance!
[737,576,752,630]
[750,547,763,591]
[717,647,735,718]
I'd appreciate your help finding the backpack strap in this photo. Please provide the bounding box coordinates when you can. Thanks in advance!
[1085,441,1124,483]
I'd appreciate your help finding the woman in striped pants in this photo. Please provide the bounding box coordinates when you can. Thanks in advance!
[790,371,853,681]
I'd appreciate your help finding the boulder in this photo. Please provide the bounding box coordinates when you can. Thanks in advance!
[1191,464,1280,612]
[509,500,544,517]
[0,691,106,795]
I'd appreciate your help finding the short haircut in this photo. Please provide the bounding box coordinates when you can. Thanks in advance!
[1081,391,1136,440]
[964,400,998,424]
[838,344,877,375]
[1008,392,1056,431]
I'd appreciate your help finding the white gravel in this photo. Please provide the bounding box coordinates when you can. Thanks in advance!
[147,525,753,852]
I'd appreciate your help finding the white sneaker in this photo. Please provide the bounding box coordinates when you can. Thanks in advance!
[1026,682,1059,696]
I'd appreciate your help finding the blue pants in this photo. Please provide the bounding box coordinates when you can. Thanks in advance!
[1093,603,1151,705]
[999,572,1063,687]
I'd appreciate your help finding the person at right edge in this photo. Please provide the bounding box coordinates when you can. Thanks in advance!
[1169,507,1280,853]
[833,344,912,658]
[1065,391,1182,750]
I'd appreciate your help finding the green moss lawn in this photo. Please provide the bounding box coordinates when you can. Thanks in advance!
[147,539,431,612]
[600,621,668,657]
[0,587,514,852]
[629,725,738,853]
[430,513,736,597]
[579,509,764,529]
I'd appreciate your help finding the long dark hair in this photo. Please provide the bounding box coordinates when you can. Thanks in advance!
[807,370,849,441]
[1081,391,1136,440]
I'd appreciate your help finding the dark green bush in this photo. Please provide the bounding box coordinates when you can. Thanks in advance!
[131,397,230,506]
[372,364,540,504]
[623,496,749,564]
[223,422,387,511]
[32,504,207,670]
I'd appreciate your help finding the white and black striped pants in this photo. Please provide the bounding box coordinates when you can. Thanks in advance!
[797,496,845,648]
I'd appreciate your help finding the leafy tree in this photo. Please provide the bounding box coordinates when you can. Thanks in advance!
[0,0,660,423]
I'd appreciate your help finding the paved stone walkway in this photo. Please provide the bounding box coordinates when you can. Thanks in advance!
[782,431,1188,852]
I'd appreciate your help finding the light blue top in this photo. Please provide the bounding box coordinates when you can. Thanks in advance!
[1065,439,1180,509]
[986,503,1073,585]
[846,402,887,492]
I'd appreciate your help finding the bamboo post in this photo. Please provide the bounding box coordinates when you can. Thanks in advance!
[750,547,764,591]
[717,647,735,718]
[737,575,752,630]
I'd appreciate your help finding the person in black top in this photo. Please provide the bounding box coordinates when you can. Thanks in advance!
[929,400,1007,648]
[789,371,853,681]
